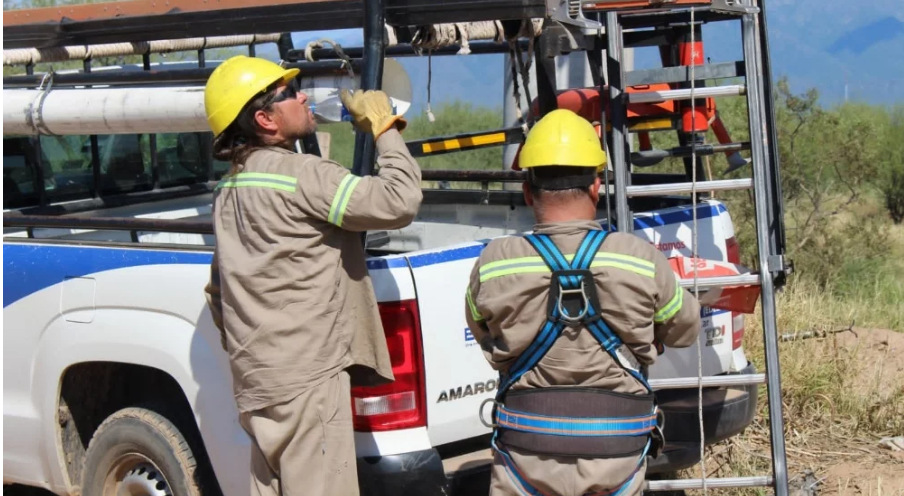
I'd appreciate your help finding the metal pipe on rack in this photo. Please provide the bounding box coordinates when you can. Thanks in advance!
[626,178,752,197]
[628,84,746,103]
[741,2,789,495]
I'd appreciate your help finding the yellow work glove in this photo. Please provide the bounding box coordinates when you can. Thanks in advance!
[339,89,407,139]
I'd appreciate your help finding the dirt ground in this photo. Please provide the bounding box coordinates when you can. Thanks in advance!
[785,328,904,496]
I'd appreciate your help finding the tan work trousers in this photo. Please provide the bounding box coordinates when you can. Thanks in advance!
[239,371,358,496]
[490,445,646,496]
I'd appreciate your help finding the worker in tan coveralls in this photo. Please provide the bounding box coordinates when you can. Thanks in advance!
[464,109,701,496]
[201,55,422,496]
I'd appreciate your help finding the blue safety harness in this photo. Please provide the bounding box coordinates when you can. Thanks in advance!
[481,230,662,496]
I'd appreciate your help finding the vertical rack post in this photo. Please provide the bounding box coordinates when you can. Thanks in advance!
[84,58,101,199]
[741,2,789,495]
[351,0,385,177]
[756,0,788,281]
[534,28,559,117]
[145,53,160,190]
[605,12,631,233]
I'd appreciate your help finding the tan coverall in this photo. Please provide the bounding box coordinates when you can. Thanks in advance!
[204,128,422,496]
[464,220,701,496]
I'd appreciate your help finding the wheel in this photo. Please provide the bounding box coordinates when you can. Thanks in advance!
[82,407,203,496]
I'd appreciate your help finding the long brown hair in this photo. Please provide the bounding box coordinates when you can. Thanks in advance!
[211,84,280,175]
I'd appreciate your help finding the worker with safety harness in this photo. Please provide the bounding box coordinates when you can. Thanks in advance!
[464,109,701,496]
[202,55,422,496]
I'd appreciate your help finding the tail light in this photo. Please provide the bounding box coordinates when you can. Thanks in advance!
[351,300,427,431]
[725,236,745,349]
[731,312,745,350]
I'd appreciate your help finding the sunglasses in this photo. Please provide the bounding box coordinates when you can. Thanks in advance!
[262,78,300,106]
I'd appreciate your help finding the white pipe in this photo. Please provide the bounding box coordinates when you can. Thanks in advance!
[4,86,209,136]
[3,58,413,136]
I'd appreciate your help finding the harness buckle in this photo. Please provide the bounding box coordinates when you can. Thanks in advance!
[479,398,502,428]
[650,407,666,458]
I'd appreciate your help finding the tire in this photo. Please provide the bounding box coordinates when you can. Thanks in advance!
[82,407,203,496]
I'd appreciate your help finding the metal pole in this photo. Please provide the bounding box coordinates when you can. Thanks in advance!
[649,374,765,390]
[757,0,788,275]
[626,178,752,197]
[606,12,631,233]
[741,2,789,495]
[351,0,385,177]
[646,476,773,491]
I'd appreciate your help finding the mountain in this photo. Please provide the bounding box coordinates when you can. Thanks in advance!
[828,16,904,55]
[700,0,904,105]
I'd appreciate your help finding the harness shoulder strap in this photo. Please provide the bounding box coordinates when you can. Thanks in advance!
[580,237,653,394]
[497,231,604,395]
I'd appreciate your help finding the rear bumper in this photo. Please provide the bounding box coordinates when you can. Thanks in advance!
[357,448,449,496]
[647,361,760,474]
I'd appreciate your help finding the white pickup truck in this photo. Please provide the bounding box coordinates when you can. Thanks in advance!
[3,168,758,495]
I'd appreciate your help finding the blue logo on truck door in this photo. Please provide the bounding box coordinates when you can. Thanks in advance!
[465,327,478,347]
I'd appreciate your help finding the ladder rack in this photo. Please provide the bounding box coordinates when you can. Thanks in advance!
[4,0,791,494]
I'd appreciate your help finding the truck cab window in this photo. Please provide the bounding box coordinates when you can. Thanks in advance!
[39,135,93,203]
[3,137,40,210]
[157,133,207,186]
[98,134,152,194]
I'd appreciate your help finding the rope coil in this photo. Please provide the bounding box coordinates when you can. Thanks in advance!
[303,38,357,87]
[3,34,281,66]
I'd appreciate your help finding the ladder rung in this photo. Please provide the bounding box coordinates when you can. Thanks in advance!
[646,476,773,491]
[649,374,766,390]
[626,178,752,197]
[628,85,746,103]
[679,274,761,290]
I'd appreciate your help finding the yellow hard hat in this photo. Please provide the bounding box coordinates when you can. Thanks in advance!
[518,109,607,172]
[204,55,300,137]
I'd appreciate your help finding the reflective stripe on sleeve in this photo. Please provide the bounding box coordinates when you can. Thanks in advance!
[654,279,683,323]
[328,174,362,227]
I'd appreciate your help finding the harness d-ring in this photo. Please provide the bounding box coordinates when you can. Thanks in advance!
[479,398,501,428]
[556,282,591,323]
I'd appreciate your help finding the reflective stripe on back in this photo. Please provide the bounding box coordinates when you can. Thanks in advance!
[479,252,655,283]
[216,172,298,193]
